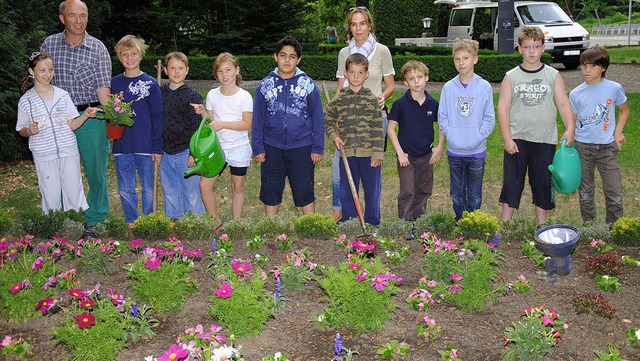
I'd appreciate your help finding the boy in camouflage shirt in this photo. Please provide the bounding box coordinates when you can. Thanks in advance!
[324,53,385,226]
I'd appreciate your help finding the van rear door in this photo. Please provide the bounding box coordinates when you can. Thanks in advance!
[448,8,474,41]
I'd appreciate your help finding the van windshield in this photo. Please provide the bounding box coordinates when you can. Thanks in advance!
[517,4,573,25]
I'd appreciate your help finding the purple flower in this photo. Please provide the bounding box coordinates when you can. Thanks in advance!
[274,277,281,299]
[130,302,140,318]
[210,239,218,251]
[334,332,344,356]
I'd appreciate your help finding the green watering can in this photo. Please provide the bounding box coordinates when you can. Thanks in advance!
[184,116,226,178]
[548,139,582,194]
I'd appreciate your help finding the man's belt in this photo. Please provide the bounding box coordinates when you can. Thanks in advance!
[77,102,101,111]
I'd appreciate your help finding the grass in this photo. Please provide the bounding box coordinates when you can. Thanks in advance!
[1,90,639,230]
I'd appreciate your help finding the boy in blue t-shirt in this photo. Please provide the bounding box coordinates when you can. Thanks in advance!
[387,60,443,235]
[569,46,630,224]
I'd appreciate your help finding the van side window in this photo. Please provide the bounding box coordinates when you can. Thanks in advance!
[450,9,473,26]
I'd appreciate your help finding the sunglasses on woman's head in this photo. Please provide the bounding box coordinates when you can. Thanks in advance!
[349,6,369,12]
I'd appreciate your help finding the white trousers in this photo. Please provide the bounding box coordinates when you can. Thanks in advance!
[34,155,89,214]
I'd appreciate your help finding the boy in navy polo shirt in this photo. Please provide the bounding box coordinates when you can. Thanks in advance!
[387,60,443,236]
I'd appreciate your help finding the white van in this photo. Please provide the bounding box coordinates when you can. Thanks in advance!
[439,0,590,69]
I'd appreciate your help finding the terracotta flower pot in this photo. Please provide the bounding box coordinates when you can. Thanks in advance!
[106,123,126,140]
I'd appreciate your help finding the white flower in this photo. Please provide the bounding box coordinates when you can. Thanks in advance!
[144,356,155,361]
[635,329,640,340]
[602,275,609,280]
[211,345,238,361]
[274,352,283,360]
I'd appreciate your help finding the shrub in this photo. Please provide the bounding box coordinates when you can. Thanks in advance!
[173,212,217,241]
[456,210,499,242]
[132,212,171,241]
[584,253,624,276]
[294,213,336,239]
[77,240,114,275]
[376,218,412,239]
[336,218,368,239]
[220,218,253,241]
[254,216,293,239]
[502,306,568,361]
[414,211,456,239]
[59,218,84,240]
[500,218,536,243]
[579,220,611,242]
[611,217,640,246]
[101,215,130,240]
[0,208,13,236]
[572,292,616,319]
[11,209,84,239]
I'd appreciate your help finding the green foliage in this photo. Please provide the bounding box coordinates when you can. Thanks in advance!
[611,217,640,246]
[376,339,411,358]
[448,260,497,311]
[254,216,293,239]
[317,257,399,334]
[579,220,612,242]
[500,218,536,243]
[294,213,336,239]
[12,209,85,239]
[59,218,85,241]
[415,211,457,239]
[173,212,217,241]
[336,218,368,239]
[456,210,499,242]
[594,345,629,361]
[377,218,412,239]
[0,208,13,236]
[131,212,172,241]
[596,275,621,292]
[101,214,130,240]
[502,306,567,361]
[208,274,274,338]
[220,218,253,241]
[126,257,198,314]
[78,240,113,275]
[0,251,56,322]
[276,250,317,292]
[0,336,33,359]
[626,327,640,347]
[374,0,451,44]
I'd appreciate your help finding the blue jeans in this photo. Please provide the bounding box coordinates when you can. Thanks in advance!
[160,150,205,219]
[115,154,154,223]
[340,156,381,226]
[448,155,485,220]
[332,150,342,210]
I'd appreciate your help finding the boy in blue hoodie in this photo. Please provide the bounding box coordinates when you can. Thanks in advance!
[252,36,324,216]
[438,39,495,221]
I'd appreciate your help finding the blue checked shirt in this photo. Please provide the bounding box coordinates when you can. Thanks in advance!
[41,32,112,107]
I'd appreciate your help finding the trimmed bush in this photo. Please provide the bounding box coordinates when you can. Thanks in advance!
[294,213,336,239]
[415,211,456,239]
[578,221,611,243]
[377,218,412,239]
[173,213,217,241]
[220,218,253,241]
[11,209,84,239]
[456,210,499,242]
[611,217,640,246]
[500,218,536,243]
[100,215,130,240]
[132,212,171,241]
[254,216,294,239]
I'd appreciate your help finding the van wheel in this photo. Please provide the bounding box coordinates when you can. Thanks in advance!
[563,62,579,70]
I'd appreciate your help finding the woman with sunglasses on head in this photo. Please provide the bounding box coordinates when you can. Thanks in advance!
[330,6,396,222]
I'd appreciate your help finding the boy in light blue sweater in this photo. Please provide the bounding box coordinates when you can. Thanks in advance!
[438,38,496,220]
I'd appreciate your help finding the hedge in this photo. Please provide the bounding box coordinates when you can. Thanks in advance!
[123,51,546,83]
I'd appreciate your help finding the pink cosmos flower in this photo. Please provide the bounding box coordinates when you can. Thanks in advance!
[31,256,45,270]
[230,259,252,276]
[76,312,96,328]
[108,289,124,306]
[10,282,24,294]
[6,249,18,261]
[145,256,162,270]
[129,239,143,248]
[42,276,57,290]
[210,324,223,333]
[355,271,368,282]
[371,274,389,292]
[68,288,84,299]
[35,241,48,253]
[35,298,55,315]
[427,280,438,288]
[79,299,96,309]
[214,283,233,299]
[0,238,7,253]
[449,284,464,294]
[51,248,62,259]
[450,273,463,282]
[348,263,362,271]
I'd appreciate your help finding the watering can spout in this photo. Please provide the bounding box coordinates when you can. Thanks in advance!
[184,163,204,178]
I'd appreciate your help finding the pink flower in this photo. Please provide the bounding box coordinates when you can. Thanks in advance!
[35,241,48,253]
[68,288,84,299]
[31,256,45,270]
[79,299,96,309]
[1,336,12,347]
[129,239,142,248]
[449,348,459,358]
[337,234,347,244]
[35,298,55,315]
[371,274,389,292]
[450,273,463,282]
[449,284,464,294]
[348,263,362,271]
[427,280,438,288]
[517,274,526,281]
[278,233,287,241]
[541,314,554,326]
[108,289,124,306]
[145,256,162,270]
[355,271,368,282]
[75,312,95,328]
[214,283,233,299]
[230,259,252,276]
[590,239,598,247]
[220,234,229,241]
[113,96,121,106]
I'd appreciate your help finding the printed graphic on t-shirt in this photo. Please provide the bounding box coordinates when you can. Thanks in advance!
[577,100,611,129]
[128,80,153,101]
[513,78,551,106]
[456,96,475,117]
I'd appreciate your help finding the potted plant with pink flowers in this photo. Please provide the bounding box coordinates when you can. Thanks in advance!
[98,92,134,140]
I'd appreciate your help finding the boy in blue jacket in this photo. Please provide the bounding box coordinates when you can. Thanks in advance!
[438,38,496,221]
[252,36,324,216]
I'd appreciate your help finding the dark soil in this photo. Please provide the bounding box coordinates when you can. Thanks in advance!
[2,234,639,360]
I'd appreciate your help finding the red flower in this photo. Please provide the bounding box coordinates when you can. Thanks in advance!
[35,298,55,315]
[79,299,96,309]
[10,283,23,294]
[68,288,84,299]
[75,312,96,328]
